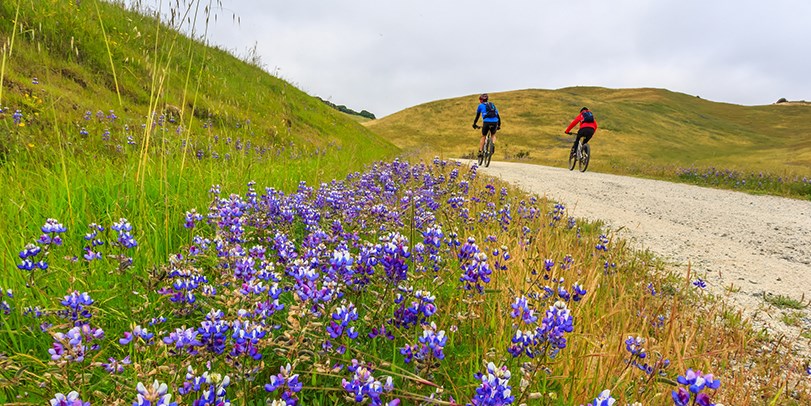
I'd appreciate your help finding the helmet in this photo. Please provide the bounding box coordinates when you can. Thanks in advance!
[479,93,489,102]
[580,106,589,112]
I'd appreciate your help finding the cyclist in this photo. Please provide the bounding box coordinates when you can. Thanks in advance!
[564,107,598,158]
[472,93,501,158]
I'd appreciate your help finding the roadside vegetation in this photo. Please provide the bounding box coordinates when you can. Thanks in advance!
[367,88,811,200]
[0,1,808,405]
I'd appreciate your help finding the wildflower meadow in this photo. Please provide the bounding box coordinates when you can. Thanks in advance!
[0,1,809,405]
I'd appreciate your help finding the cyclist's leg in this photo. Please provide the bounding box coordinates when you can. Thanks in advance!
[479,125,488,156]
[486,122,498,152]
[571,133,581,156]
[579,127,595,146]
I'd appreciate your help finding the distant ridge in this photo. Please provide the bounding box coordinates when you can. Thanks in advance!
[318,97,376,120]
[366,86,811,177]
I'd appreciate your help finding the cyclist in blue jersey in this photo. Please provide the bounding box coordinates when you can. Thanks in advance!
[472,93,501,158]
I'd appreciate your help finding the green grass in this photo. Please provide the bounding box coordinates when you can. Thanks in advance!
[764,293,808,310]
[367,87,811,199]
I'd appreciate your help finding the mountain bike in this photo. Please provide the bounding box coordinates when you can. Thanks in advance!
[567,135,590,172]
[474,125,495,167]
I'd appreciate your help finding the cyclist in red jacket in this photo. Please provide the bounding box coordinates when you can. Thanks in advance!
[564,107,598,157]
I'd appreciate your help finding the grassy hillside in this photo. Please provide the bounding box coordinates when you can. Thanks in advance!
[0,0,397,285]
[0,0,394,157]
[367,87,811,197]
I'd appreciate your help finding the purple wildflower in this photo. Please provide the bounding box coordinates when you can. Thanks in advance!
[49,391,90,406]
[585,389,616,406]
[467,362,514,406]
[133,380,177,406]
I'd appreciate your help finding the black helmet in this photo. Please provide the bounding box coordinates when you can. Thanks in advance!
[580,106,589,112]
[479,93,489,102]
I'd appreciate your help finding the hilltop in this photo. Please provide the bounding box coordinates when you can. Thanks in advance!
[366,87,811,179]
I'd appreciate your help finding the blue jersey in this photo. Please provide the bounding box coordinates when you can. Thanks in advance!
[477,102,500,123]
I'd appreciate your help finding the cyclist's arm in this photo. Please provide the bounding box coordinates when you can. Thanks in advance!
[473,111,481,127]
[564,115,581,133]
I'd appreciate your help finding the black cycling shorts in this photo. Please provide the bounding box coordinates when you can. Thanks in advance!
[482,122,499,136]
[576,127,595,144]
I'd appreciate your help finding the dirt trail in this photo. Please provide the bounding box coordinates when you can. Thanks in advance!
[478,161,811,355]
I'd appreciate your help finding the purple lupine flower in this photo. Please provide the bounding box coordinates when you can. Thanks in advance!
[535,300,574,358]
[380,232,410,283]
[671,387,691,406]
[391,289,437,329]
[672,369,721,406]
[178,366,231,405]
[264,363,303,405]
[510,296,537,325]
[595,235,609,251]
[677,369,721,393]
[39,218,67,246]
[368,325,395,340]
[341,365,395,405]
[49,325,104,363]
[18,243,48,271]
[99,356,131,374]
[231,319,265,359]
[49,391,90,406]
[133,380,177,406]
[13,109,23,125]
[625,336,657,374]
[585,389,616,406]
[60,291,95,324]
[162,327,202,355]
[458,238,492,294]
[328,303,359,339]
[184,209,204,229]
[120,325,154,345]
[549,203,565,226]
[693,278,707,289]
[572,283,587,301]
[467,362,514,406]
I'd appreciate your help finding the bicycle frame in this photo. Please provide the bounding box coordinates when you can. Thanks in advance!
[568,136,590,172]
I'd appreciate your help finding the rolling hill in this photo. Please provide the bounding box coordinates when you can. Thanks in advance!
[366,87,811,178]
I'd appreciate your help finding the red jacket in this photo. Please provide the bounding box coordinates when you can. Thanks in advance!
[565,111,598,134]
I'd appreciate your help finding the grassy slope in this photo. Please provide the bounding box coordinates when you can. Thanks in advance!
[366,87,811,178]
[0,0,395,159]
[0,0,398,284]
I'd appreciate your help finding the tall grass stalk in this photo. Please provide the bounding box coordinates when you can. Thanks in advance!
[0,0,20,106]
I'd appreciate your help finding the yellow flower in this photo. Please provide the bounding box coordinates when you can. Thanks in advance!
[27,143,34,148]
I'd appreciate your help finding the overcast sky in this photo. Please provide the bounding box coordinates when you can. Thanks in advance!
[146,0,810,117]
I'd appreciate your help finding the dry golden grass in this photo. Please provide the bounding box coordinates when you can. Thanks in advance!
[366,87,811,178]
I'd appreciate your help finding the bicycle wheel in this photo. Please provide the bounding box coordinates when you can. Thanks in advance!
[568,145,577,171]
[484,137,493,167]
[579,144,590,172]
[477,144,484,166]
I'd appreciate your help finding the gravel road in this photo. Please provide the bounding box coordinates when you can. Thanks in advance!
[478,161,811,354]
